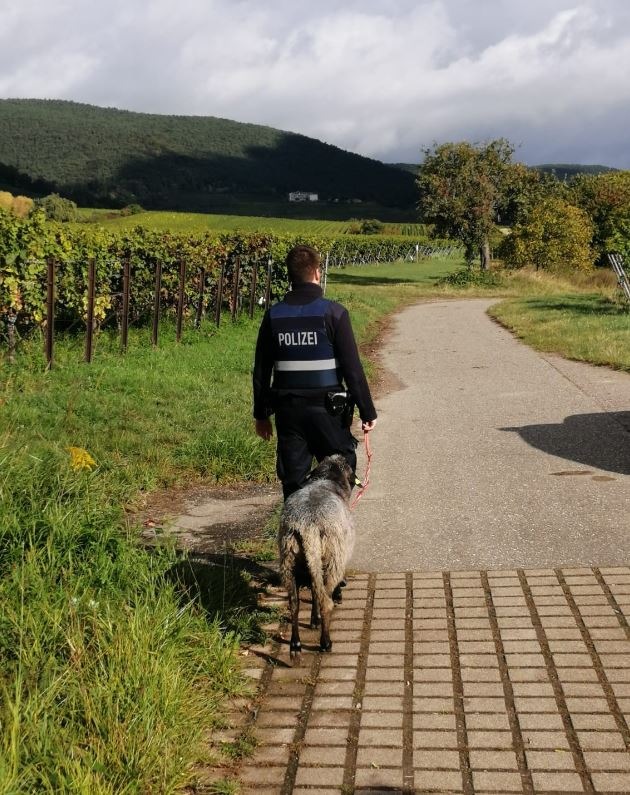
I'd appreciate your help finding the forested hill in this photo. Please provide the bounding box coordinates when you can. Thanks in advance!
[0,99,416,212]
[534,163,617,181]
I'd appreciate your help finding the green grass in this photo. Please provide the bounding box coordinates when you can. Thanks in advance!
[0,452,247,794]
[488,291,630,371]
[208,777,240,794]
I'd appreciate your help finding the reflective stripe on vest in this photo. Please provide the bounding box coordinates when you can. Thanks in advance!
[269,298,343,389]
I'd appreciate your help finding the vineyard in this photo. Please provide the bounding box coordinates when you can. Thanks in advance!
[77,209,430,237]
[0,209,454,365]
[78,210,355,235]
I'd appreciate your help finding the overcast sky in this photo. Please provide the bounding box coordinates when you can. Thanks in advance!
[1,0,629,167]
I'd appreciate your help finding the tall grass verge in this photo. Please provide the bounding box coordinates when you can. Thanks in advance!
[0,453,242,793]
[488,292,630,371]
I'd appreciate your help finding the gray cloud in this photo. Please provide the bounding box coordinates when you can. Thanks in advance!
[1,0,629,166]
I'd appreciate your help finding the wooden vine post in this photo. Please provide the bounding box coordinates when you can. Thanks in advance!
[248,261,258,319]
[152,260,162,347]
[176,259,187,342]
[195,267,206,329]
[264,258,272,309]
[215,262,225,327]
[84,259,96,363]
[45,257,55,369]
[121,258,131,351]
[231,257,241,321]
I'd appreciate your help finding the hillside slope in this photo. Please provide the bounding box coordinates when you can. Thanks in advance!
[0,99,416,212]
[534,163,617,181]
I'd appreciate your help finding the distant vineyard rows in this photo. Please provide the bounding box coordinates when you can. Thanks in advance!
[77,209,430,238]
[1,210,448,337]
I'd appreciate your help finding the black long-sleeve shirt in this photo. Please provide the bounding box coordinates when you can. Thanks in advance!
[253,282,377,422]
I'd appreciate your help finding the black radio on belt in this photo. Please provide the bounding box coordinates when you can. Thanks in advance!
[325,391,347,415]
[325,391,355,427]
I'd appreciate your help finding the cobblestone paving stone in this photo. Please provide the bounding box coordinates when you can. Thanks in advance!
[236,567,630,794]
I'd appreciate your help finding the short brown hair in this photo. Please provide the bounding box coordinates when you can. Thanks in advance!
[286,245,321,284]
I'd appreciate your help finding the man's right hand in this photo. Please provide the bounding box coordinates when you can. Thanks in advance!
[361,419,377,432]
[255,418,273,441]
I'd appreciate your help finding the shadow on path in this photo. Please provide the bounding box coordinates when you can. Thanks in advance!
[501,412,630,475]
[328,272,416,286]
[513,295,628,317]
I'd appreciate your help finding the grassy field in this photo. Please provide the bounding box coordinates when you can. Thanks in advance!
[2,253,629,792]
[77,208,429,237]
[489,292,630,370]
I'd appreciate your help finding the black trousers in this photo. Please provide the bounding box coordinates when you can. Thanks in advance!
[275,398,357,500]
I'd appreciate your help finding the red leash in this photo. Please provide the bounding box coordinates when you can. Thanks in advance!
[351,430,373,510]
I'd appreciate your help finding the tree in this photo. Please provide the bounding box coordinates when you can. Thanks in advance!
[570,171,630,260]
[417,139,515,269]
[34,192,78,222]
[499,198,595,272]
[499,165,567,227]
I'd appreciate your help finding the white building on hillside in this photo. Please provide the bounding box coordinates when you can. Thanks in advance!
[288,191,318,202]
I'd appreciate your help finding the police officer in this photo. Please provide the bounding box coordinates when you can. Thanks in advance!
[253,245,377,499]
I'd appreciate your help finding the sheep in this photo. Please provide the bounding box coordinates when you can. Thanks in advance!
[278,454,355,662]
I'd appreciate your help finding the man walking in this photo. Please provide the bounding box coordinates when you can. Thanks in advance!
[253,245,377,499]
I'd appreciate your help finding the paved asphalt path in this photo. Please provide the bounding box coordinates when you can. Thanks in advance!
[351,299,630,571]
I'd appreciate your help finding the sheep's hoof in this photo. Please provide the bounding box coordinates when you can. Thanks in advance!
[320,638,333,653]
[310,617,321,629]
[290,640,302,664]
[332,586,343,604]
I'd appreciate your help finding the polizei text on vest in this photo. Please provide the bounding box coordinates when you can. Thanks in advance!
[278,331,318,346]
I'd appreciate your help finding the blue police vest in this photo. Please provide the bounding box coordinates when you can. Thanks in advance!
[269,298,343,389]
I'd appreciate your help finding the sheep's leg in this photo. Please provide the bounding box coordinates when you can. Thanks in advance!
[319,601,333,652]
[319,574,340,652]
[287,577,302,663]
[310,588,320,628]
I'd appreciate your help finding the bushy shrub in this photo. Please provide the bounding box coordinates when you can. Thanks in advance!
[0,191,14,212]
[0,191,34,218]
[499,198,596,272]
[34,192,78,222]
[346,218,385,235]
[359,218,385,235]
[437,267,502,288]
[120,203,144,216]
[11,195,34,218]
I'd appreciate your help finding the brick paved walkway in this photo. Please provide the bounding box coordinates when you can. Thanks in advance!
[239,567,630,794]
